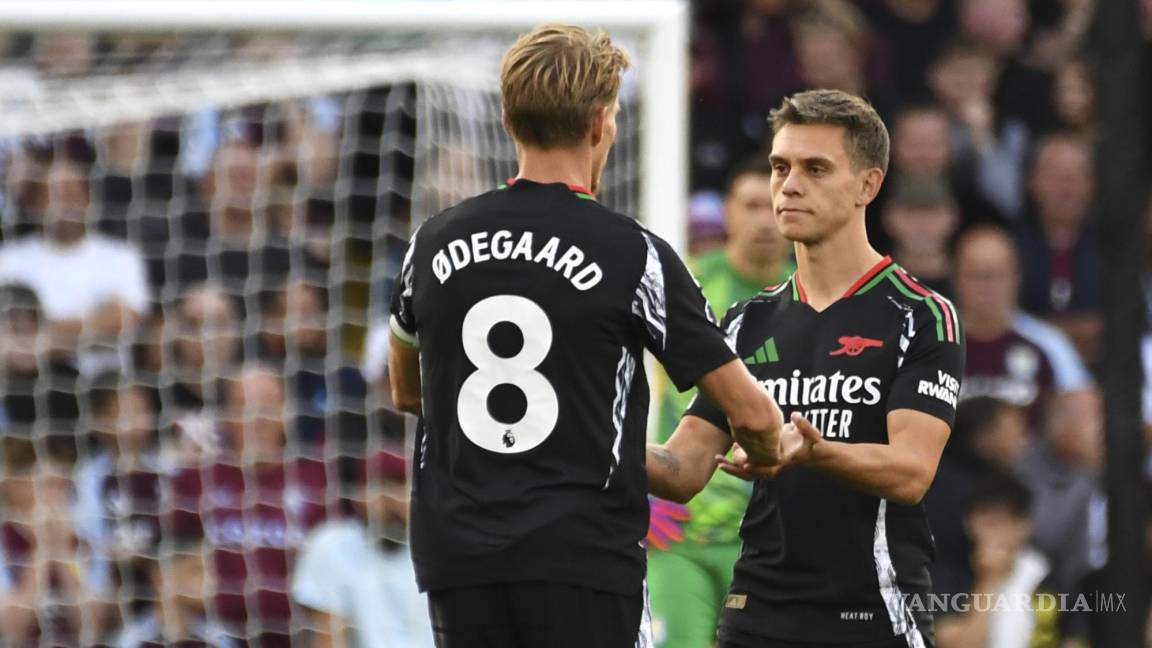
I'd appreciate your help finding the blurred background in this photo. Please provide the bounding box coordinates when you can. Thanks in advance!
[0,1,1147,646]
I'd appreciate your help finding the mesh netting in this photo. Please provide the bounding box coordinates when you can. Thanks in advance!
[0,27,642,645]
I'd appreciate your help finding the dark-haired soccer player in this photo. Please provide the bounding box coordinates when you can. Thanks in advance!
[688,89,964,648]
[387,24,783,648]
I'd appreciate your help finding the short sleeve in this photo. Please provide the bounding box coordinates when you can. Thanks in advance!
[291,525,348,616]
[388,227,421,348]
[632,232,735,391]
[682,302,750,435]
[886,302,966,426]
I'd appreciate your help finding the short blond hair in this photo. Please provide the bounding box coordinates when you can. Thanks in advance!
[500,24,630,149]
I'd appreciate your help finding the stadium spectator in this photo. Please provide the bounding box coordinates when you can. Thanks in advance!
[689,0,802,190]
[167,365,329,646]
[0,436,117,645]
[112,533,237,647]
[882,103,1007,230]
[1017,388,1106,597]
[0,153,150,371]
[955,0,1058,136]
[793,1,896,122]
[882,175,960,298]
[935,471,1062,648]
[889,105,954,179]
[859,0,955,103]
[289,192,337,276]
[72,373,162,563]
[928,42,1030,221]
[164,284,240,415]
[292,451,433,647]
[1051,57,1095,137]
[1,143,52,241]
[926,396,1030,597]
[258,280,368,446]
[649,154,792,648]
[954,225,1093,425]
[1015,133,1102,362]
[0,283,80,432]
[171,137,291,294]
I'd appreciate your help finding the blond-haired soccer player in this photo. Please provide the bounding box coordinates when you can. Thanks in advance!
[386,25,783,648]
[693,90,964,647]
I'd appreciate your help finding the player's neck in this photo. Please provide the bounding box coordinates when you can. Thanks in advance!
[515,146,594,193]
[793,219,883,311]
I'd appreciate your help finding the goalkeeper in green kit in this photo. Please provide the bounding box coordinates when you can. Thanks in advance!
[648,155,793,647]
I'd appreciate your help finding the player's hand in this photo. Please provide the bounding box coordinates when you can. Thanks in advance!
[784,413,822,464]
[646,497,690,550]
[718,413,823,480]
[716,443,780,480]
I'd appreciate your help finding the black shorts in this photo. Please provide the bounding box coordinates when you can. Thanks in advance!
[427,581,649,648]
[717,625,933,648]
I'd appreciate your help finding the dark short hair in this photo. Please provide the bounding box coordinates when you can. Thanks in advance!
[769,89,890,173]
[966,469,1033,519]
[724,153,775,195]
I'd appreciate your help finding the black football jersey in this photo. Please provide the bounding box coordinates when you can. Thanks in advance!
[687,256,964,645]
[389,179,736,595]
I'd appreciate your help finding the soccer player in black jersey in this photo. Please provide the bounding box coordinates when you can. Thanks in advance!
[681,90,965,648]
[386,25,784,648]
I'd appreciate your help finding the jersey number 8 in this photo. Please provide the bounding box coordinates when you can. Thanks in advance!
[458,295,559,454]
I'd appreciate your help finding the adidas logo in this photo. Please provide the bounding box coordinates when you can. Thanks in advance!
[743,337,779,365]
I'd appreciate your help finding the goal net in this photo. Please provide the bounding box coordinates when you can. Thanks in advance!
[0,2,686,645]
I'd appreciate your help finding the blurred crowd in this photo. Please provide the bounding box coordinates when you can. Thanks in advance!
[0,33,424,648]
[0,0,1149,646]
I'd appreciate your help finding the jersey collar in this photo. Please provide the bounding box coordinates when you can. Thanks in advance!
[791,256,895,304]
[501,177,596,200]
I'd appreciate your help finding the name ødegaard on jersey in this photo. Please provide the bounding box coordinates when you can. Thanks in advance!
[431,230,604,290]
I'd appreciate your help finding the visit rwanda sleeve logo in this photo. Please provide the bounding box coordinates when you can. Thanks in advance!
[743,337,779,365]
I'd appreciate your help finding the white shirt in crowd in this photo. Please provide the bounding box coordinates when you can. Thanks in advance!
[292,519,434,648]
[0,234,149,320]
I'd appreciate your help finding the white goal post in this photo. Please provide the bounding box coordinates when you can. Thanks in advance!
[0,0,690,252]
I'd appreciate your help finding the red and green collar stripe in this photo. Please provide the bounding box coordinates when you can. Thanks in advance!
[788,257,960,343]
[499,177,596,200]
[889,268,960,343]
[791,256,895,302]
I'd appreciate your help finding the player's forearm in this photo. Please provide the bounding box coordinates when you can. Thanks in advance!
[646,444,716,504]
[646,416,732,503]
[696,360,783,465]
[807,441,934,505]
[646,444,688,502]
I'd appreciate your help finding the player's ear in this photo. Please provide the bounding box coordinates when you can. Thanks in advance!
[589,105,609,148]
[856,168,884,208]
